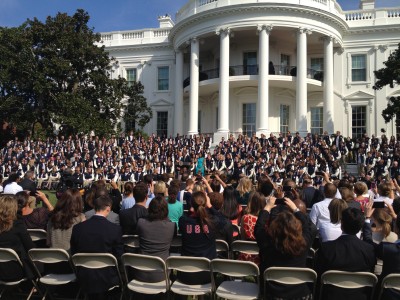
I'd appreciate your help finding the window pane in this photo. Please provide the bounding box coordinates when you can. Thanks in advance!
[351,55,366,82]
[157,111,168,136]
[310,107,323,135]
[243,103,256,136]
[351,106,366,139]
[280,104,290,134]
[158,66,169,90]
[126,69,137,87]
[311,58,324,72]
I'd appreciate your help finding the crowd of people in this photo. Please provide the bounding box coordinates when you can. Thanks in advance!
[0,131,400,299]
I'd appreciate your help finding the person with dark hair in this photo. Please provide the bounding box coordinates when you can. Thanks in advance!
[85,188,120,225]
[167,185,183,229]
[318,198,348,242]
[121,181,135,210]
[220,185,242,226]
[178,191,227,284]
[47,188,85,251]
[18,170,37,196]
[3,172,22,194]
[316,207,375,300]
[257,179,274,197]
[119,182,149,235]
[135,196,176,282]
[255,196,313,299]
[71,195,123,298]
[16,190,53,230]
[310,182,337,229]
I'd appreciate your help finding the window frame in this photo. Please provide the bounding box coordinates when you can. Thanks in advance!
[242,103,256,137]
[310,107,323,135]
[280,104,290,134]
[157,66,170,91]
[156,111,168,137]
[125,68,137,87]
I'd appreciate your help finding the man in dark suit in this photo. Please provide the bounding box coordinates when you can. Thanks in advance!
[119,182,148,235]
[316,208,376,300]
[71,195,123,299]
[18,170,37,195]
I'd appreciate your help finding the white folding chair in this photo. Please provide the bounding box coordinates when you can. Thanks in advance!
[0,248,37,300]
[378,273,400,300]
[215,239,230,259]
[122,253,169,299]
[231,240,259,259]
[72,253,124,300]
[264,267,317,299]
[28,248,78,299]
[122,235,140,253]
[27,229,47,243]
[320,270,378,300]
[211,258,259,300]
[166,256,213,297]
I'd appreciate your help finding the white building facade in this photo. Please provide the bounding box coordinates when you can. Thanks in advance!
[101,0,400,140]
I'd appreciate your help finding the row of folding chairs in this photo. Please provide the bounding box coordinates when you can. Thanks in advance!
[1,247,400,300]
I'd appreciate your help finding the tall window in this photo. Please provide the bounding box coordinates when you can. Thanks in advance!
[242,103,256,136]
[352,106,366,138]
[311,58,324,72]
[311,107,323,135]
[280,54,290,75]
[158,66,169,90]
[280,104,290,134]
[243,52,257,75]
[126,68,137,87]
[157,111,168,137]
[352,55,367,82]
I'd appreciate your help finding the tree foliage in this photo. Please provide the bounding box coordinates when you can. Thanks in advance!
[373,43,400,123]
[0,9,151,137]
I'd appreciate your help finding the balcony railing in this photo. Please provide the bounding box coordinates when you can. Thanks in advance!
[183,64,323,88]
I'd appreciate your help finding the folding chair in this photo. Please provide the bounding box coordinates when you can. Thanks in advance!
[0,248,38,300]
[72,253,124,300]
[232,224,241,240]
[28,248,78,300]
[264,267,317,300]
[306,248,317,269]
[122,253,169,299]
[231,240,259,259]
[27,229,48,248]
[215,239,230,259]
[211,258,260,300]
[122,235,140,253]
[320,270,378,300]
[378,273,400,300]
[166,256,213,297]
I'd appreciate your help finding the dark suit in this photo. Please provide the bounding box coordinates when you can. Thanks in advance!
[18,178,37,195]
[317,234,376,300]
[71,215,123,294]
[119,204,148,235]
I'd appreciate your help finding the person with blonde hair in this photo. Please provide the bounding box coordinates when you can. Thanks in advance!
[354,181,369,211]
[0,195,35,280]
[236,177,254,205]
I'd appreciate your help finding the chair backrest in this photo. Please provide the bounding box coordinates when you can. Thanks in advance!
[122,235,140,250]
[231,240,259,257]
[166,256,210,273]
[27,229,47,242]
[211,258,259,278]
[264,267,317,298]
[0,248,23,266]
[29,248,70,264]
[122,253,166,273]
[307,248,317,269]
[72,253,119,270]
[215,239,230,258]
[320,270,378,300]
[379,273,400,300]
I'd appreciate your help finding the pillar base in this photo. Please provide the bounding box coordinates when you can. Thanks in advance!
[213,131,229,144]
[256,129,270,138]
[187,131,199,138]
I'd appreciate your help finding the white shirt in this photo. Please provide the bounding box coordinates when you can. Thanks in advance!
[319,222,342,242]
[3,182,23,195]
[309,198,333,229]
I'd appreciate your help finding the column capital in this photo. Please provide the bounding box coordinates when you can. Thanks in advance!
[257,24,273,33]
[191,37,198,44]
[320,35,333,43]
[298,27,312,35]
[379,44,388,52]
[216,28,230,36]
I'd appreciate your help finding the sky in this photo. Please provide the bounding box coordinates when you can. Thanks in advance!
[0,0,399,33]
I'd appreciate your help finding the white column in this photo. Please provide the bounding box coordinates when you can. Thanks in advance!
[188,38,199,136]
[216,28,230,139]
[296,28,309,136]
[257,25,272,137]
[174,49,184,136]
[323,36,334,134]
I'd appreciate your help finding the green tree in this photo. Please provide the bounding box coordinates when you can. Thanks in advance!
[373,43,400,123]
[0,9,151,137]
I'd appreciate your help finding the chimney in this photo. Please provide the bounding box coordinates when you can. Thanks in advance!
[359,0,375,10]
[158,14,174,28]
